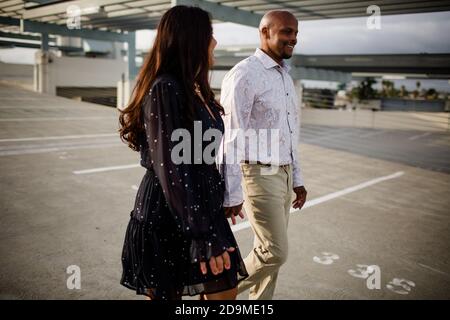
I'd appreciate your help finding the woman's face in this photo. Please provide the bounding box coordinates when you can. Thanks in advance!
[208,35,217,67]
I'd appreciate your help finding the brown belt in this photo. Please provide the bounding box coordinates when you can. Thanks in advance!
[243,160,290,169]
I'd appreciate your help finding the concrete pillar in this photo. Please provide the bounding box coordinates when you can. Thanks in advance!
[116,32,138,110]
[117,73,137,110]
[41,32,49,52]
[33,61,39,92]
[34,33,55,94]
[117,73,125,110]
[34,50,50,94]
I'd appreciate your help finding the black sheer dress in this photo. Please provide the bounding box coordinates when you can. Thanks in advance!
[120,74,248,299]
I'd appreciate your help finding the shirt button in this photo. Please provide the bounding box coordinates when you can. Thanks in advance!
[286,93,289,96]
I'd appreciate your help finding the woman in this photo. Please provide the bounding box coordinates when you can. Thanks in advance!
[118,5,248,300]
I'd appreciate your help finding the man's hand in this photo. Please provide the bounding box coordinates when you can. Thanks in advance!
[224,203,244,225]
[292,186,307,210]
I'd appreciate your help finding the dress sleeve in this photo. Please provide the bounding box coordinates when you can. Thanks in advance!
[143,79,231,263]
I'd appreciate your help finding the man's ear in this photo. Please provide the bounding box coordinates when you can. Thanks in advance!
[261,26,270,40]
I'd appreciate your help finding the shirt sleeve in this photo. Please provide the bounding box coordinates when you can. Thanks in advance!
[292,98,304,188]
[292,155,304,187]
[143,78,231,263]
[220,69,256,207]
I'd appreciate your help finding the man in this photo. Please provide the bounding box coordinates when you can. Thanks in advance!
[220,10,307,300]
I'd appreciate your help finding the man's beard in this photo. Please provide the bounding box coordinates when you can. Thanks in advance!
[281,52,293,59]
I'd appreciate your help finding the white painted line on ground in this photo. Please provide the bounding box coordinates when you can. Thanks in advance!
[73,163,141,175]
[0,142,122,156]
[0,133,118,142]
[0,116,116,122]
[409,132,431,141]
[0,97,56,100]
[231,171,405,233]
[0,106,70,109]
[418,263,450,277]
[386,278,415,295]
[359,130,388,138]
[300,171,405,208]
[231,221,251,232]
[303,131,356,143]
[74,165,404,231]
[313,252,340,265]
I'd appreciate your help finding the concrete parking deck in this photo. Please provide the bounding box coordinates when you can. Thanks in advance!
[0,83,449,299]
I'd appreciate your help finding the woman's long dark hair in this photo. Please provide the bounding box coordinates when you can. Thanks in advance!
[119,5,224,152]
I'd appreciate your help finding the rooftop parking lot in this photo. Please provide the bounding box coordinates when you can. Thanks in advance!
[0,83,449,299]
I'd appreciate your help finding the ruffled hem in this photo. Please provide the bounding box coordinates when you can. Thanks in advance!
[120,215,248,300]
[122,268,248,300]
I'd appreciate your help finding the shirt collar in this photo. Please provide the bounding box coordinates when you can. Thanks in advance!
[254,48,291,72]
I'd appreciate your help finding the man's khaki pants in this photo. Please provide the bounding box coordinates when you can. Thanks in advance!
[237,163,293,300]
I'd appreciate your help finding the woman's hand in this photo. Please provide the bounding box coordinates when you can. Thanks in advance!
[200,247,235,275]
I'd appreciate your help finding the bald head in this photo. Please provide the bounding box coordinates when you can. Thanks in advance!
[259,10,297,32]
[258,10,298,63]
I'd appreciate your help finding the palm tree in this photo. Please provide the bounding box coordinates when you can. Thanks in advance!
[400,85,407,97]
[413,81,421,99]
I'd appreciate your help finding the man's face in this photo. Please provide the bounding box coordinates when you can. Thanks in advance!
[264,16,298,60]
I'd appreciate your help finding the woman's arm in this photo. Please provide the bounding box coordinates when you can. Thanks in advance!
[143,78,232,266]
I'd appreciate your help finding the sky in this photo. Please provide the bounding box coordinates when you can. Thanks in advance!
[135,11,450,54]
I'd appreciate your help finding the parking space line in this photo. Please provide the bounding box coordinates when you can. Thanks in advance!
[0,106,72,109]
[418,263,450,278]
[359,130,388,138]
[0,142,122,156]
[0,133,118,142]
[231,171,405,232]
[0,116,116,122]
[73,164,405,232]
[73,163,141,175]
[409,132,431,141]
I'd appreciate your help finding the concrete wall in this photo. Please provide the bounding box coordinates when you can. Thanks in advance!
[0,62,34,90]
[32,50,127,95]
[381,98,446,112]
[301,108,449,132]
[49,53,127,87]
